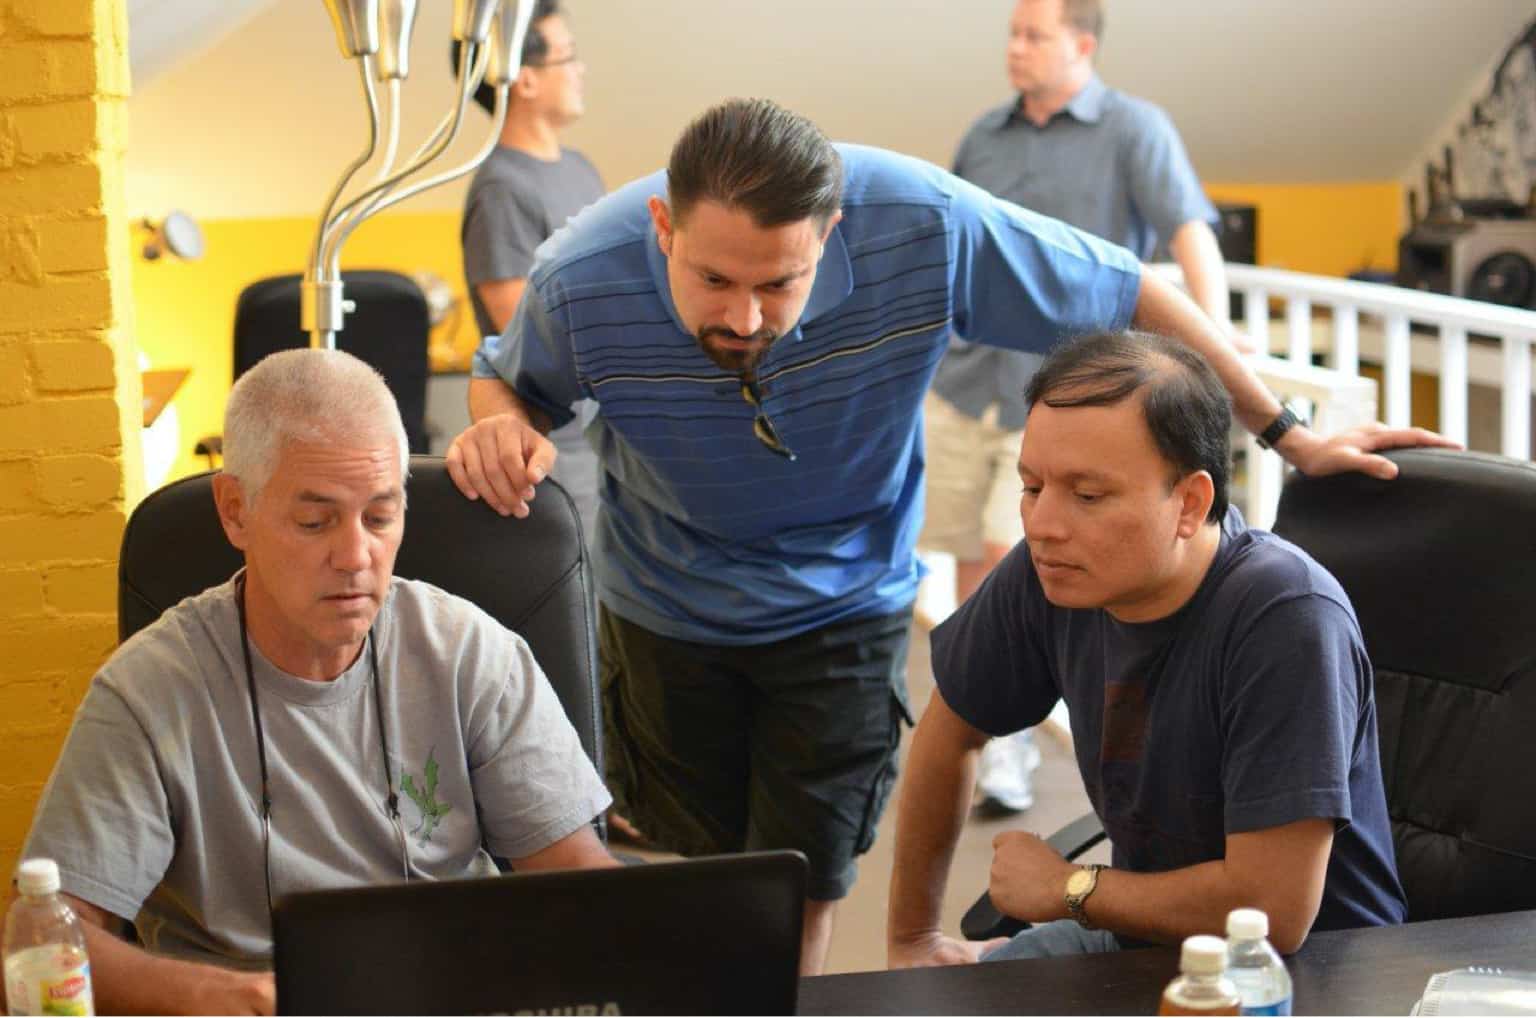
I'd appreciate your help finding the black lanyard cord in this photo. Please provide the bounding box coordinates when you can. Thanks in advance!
[233,574,408,920]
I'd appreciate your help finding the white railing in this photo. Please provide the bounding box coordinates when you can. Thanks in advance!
[914,265,1536,629]
[1156,263,1536,528]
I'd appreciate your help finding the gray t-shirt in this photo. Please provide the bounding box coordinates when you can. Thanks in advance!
[22,576,611,967]
[933,76,1218,429]
[462,144,606,540]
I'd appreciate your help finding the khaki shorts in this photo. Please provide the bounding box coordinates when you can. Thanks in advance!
[920,392,1026,561]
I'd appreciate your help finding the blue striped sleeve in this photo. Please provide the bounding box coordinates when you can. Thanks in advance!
[471,283,583,429]
[946,173,1143,353]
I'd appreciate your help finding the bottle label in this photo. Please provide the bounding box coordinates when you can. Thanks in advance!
[4,946,93,1016]
[1240,1002,1292,1016]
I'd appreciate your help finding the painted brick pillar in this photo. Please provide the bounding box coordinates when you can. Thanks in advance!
[0,0,141,882]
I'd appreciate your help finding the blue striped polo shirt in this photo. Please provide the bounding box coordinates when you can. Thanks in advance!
[473,144,1142,645]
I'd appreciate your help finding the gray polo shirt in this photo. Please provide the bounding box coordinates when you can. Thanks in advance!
[933,76,1216,428]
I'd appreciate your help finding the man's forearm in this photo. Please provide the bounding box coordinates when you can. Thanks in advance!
[1133,269,1280,436]
[468,376,552,433]
[1072,858,1318,954]
[78,918,268,1015]
[1169,220,1230,323]
[888,715,982,943]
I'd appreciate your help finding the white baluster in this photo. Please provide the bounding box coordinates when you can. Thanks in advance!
[1287,297,1311,365]
[1384,314,1412,429]
[1246,435,1283,531]
[1503,336,1532,460]
[1245,288,1269,353]
[1332,305,1359,376]
[1438,326,1468,447]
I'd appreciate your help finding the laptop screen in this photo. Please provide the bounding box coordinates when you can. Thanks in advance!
[274,850,806,1015]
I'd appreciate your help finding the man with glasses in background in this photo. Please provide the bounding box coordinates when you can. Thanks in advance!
[459,0,604,547]
[7,349,615,1016]
[449,97,1437,976]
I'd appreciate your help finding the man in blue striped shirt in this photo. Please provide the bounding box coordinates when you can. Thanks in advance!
[448,98,1437,973]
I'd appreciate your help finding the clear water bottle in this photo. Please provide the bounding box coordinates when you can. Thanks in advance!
[3,860,94,1016]
[1159,935,1241,1015]
[1226,908,1293,1016]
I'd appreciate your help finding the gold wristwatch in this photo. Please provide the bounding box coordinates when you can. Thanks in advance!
[1064,864,1107,929]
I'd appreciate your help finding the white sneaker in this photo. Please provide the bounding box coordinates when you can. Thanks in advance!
[975,730,1042,815]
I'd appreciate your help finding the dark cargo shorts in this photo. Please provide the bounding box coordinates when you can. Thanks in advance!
[600,606,914,901]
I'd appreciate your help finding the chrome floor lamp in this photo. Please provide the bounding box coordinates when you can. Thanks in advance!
[304,0,534,348]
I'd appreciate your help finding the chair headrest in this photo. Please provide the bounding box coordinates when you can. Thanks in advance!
[1273,448,1536,692]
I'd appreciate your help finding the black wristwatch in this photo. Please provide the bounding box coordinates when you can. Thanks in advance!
[1256,405,1301,451]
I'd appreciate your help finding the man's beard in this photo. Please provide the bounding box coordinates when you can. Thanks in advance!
[695,326,779,375]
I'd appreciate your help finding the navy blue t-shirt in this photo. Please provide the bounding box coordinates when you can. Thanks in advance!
[932,508,1407,932]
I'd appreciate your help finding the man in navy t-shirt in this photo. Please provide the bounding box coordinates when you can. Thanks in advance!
[888,331,1407,966]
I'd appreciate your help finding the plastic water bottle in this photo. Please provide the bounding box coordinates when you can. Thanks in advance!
[3,860,94,1016]
[1159,935,1241,1015]
[1226,908,1293,1016]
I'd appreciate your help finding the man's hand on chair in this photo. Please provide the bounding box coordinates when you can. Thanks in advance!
[445,414,558,518]
[1272,422,1461,481]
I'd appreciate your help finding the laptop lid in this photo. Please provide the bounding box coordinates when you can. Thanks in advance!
[273,850,807,1016]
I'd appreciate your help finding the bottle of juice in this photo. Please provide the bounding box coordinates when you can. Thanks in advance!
[1159,934,1241,1016]
[3,860,94,1016]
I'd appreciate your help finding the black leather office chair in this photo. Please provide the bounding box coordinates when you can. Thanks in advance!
[196,271,432,465]
[963,448,1536,939]
[1270,447,1536,920]
[117,457,604,838]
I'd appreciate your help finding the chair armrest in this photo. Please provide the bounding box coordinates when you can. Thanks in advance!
[959,810,1107,941]
[1045,810,1109,859]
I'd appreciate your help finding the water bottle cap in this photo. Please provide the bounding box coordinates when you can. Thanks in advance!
[1180,934,1229,975]
[1227,907,1269,940]
[16,858,60,896]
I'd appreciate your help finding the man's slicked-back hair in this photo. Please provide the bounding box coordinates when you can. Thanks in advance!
[223,348,409,504]
[666,97,843,228]
[1025,331,1231,522]
[1062,0,1105,42]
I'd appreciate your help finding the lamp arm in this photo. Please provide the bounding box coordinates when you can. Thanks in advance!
[339,82,508,244]
[307,54,381,285]
[372,77,403,185]
[319,41,482,273]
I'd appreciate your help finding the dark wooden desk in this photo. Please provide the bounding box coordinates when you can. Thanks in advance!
[799,910,1536,1015]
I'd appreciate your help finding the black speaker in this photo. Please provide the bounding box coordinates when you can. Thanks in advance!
[1215,203,1257,264]
[1215,202,1258,319]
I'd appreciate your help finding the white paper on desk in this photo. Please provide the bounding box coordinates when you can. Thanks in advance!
[1412,967,1536,1015]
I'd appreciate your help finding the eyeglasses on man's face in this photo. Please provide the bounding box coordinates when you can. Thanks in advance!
[739,379,797,461]
[531,49,580,69]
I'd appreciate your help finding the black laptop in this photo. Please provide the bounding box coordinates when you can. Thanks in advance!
[273,850,807,1016]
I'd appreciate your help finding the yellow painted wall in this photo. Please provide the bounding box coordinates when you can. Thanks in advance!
[132,210,482,481]
[1206,180,1405,278]
[0,0,140,881]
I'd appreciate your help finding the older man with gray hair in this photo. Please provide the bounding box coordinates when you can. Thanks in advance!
[8,348,616,1016]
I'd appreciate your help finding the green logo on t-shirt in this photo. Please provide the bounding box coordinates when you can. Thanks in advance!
[401,747,453,845]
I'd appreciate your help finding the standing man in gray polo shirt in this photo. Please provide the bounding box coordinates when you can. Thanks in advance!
[460,0,604,544]
[923,0,1236,815]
